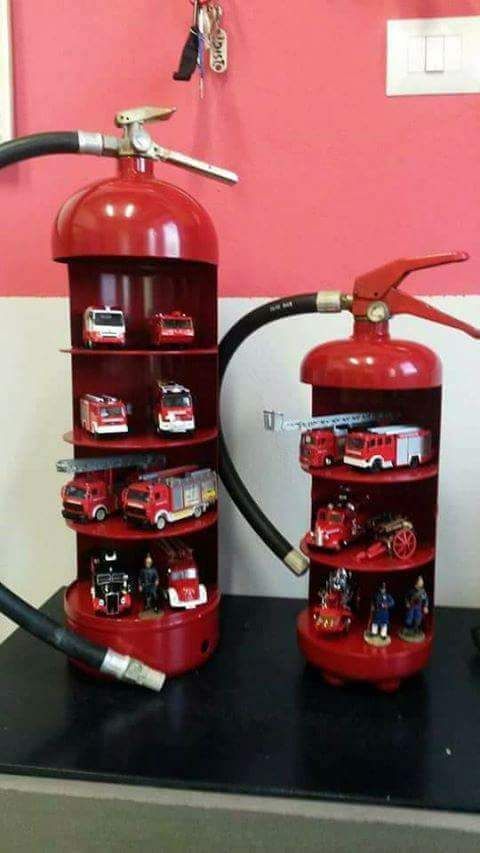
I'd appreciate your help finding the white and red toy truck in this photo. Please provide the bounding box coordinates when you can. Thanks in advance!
[158,540,207,609]
[82,306,126,348]
[149,311,195,347]
[123,466,217,530]
[343,425,433,471]
[153,381,195,434]
[80,394,128,436]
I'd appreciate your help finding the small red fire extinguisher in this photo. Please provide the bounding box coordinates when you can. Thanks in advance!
[220,252,479,691]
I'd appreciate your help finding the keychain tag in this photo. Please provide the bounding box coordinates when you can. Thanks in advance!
[210,27,227,73]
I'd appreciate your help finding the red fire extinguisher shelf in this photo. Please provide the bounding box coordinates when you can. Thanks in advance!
[54,156,221,678]
[297,325,442,692]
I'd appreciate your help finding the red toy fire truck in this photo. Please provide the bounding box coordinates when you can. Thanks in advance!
[153,382,195,434]
[313,494,368,550]
[82,306,126,347]
[123,466,217,530]
[61,474,119,523]
[263,410,387,470]
[312,569,354,635]
[58,453,166,524]
[149,311,195,347]
[300,427,348,468]
[80,394,128,436]
[310,495,418,561]
[90,550,132,616]
[157,540,207,609]
[343,425,433,471]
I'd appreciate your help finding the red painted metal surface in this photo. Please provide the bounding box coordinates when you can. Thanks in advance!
[302,460,438,483]
[301,535,435,573]
[54,155,220,678]
[63,425,218,451]
[301,321,442,390]
[66,511,218,540]
[297,609,432,693]
[299,300,443,690]
[53,158,219,265]
[66,581,220,677]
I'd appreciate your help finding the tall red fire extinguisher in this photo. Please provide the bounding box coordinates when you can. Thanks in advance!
[220,252,480,691]
[0,106,237,690]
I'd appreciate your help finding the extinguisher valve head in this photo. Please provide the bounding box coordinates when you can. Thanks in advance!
[108,105,238,184]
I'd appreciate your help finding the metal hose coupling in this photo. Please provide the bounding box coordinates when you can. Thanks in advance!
[101,649,166,691]
[316,292,352,313]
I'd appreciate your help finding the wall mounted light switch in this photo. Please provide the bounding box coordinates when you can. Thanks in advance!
[387,17,480,96]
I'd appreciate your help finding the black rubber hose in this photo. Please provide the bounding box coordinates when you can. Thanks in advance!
[219,294,319,571]
[0,582,105,668]
[0,132,79,168]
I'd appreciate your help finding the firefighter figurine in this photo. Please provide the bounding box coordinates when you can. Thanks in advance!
[399,575,429,643]
[138,553,160,613]
[364,581,395,646]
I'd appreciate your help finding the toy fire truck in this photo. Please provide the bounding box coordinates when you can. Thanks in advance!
[90,550,132,616]
[344,425,433,471]
[300,427,348,468]
[313,493,368,549]
[153,382,195,434]
[82,306,126,347]
[149,311,195,347]
[310,495,418,561]
[80,394,128,436]
[58,453,165,524]
[157,540,207,609]
[263,410,388,470]
[312,569,354,635]
[123,466,217,530]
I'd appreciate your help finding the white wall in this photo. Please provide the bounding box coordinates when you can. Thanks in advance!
[0,296,479,643]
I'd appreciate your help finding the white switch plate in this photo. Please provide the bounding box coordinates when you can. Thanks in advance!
[387,16,480,96]
[0,0,13,141]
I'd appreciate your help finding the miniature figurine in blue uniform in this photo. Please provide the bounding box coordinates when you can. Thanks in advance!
[364,581,395,646]
[138,553,160,612]
[399,575,429,642]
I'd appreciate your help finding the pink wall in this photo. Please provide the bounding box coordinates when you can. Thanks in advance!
[2,0,480,297]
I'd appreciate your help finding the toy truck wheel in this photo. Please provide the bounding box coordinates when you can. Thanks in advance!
[155,515,167,530]
[409,455,420,469]
[94,507,107,522]
[193,505,203,519]
[371,458,383,471]
[391,528,417,560]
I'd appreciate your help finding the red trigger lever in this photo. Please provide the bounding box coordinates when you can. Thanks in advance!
[352,251,480,339]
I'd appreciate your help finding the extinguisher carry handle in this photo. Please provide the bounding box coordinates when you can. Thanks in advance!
[353,251,480,339]
[354,252,468,300]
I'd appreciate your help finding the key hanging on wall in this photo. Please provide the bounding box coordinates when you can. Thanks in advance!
[173,0,203,81]
[173,0,228,93]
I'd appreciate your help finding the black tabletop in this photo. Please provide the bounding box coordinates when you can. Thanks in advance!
[0,591,479,813]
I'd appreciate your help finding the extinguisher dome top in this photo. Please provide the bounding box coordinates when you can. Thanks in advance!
[52,158,218,264]
[301,322,442,390]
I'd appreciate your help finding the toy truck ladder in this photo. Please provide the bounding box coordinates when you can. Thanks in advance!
[263,410,384,433]
[56,453,167,473]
